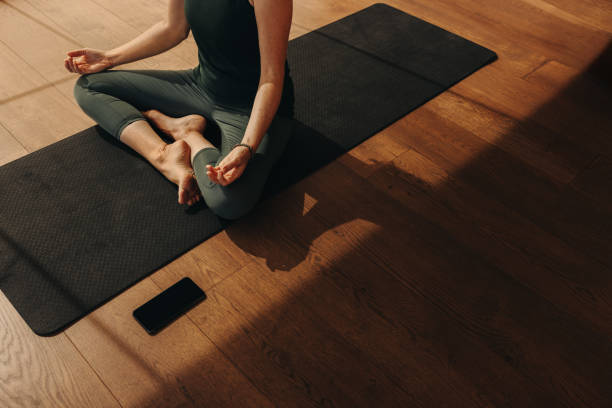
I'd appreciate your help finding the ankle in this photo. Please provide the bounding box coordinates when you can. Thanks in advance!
[151,143,168,166]
[185,116,207,133]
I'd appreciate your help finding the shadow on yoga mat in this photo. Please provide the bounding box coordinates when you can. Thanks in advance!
[0,3,497,336]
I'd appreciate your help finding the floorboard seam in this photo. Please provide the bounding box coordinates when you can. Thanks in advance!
[4,0,81,47]
[180,260,278,406]
[63,333,124,408]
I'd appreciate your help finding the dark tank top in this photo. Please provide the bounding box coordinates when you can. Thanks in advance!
[184,0,295,118]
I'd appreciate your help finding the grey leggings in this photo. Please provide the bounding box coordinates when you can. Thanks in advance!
[73,67,294,220]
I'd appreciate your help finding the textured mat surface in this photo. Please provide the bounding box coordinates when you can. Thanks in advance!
[0,3,497,335]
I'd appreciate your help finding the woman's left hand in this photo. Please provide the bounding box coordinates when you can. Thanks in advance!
[206,146,251,186]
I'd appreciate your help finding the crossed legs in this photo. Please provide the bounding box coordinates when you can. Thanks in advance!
[118,119,203,206]
[140,110,213,164]
[125,110,218,206]
[73,69,294,218]
[72,69,217,207]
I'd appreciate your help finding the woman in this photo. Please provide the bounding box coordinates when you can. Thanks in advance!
[66,0,295,220]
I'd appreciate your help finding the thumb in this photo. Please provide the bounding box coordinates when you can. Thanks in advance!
[66,49,87,57]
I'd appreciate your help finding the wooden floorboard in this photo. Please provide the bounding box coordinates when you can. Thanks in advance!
[1,0,611,407]
[65,276,273,408]
[366,142,612,337]
[0,122,27,166]
[305,160,612,406]
[523,0,612,33]
[0,292,120,407]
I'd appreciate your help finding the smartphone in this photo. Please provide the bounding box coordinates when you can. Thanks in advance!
[133,277,206,335]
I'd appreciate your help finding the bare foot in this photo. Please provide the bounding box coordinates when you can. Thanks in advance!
[155,140,202,206]
[143,109,207,140]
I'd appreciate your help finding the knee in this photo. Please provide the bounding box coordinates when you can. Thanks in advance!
[73,75,93,107]
[205,190,259,221]
[73,73,112,106]
[208,198,255,221]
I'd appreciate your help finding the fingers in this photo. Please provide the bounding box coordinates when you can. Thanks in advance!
[206,165,219,183]
[64,56,73,73]
[65,50,79,73]
[219,158,237,174]
[206,165,233,186]
[218,169,231,186]
[206,165,229,186]
[215,168,231,186]
[206,160,247,186]
[64,56,81,73]
[65,49,88,73]
[66,49,87,57]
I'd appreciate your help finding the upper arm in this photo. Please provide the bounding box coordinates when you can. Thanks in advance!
[253,0,292,85]
[165,0,190,39]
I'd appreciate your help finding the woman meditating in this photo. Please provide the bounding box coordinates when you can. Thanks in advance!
[66,0,295,220]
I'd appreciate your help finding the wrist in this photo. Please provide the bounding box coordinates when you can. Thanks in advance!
[104,50,118,68]
[232,143,253,161]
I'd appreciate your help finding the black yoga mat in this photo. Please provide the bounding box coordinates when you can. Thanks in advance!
[0,3,497,336]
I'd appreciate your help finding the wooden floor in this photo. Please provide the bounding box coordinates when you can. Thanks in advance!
[2,0,612,406]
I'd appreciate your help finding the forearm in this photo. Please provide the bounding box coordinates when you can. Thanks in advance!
[241,80,283,153]
[106,21,186,67]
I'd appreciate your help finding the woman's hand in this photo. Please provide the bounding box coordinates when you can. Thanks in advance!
[206,146,251,186]
[64,48,113,74]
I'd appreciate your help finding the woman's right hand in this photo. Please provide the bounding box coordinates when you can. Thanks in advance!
[64,48,113,74]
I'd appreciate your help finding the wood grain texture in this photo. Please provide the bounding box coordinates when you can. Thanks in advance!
[367,144,612,338]
[88,0,201,67]
[0,43,47,102]
[385,0,549,78]
[0,85,93,150]
[221,184,527,407]
[522,0,612,33]
[0,1,79,83]
[420,91,592,185]
[0,292,119,408]
[150,230,254,292]
[64,276,273,408]
[307,160,612,407]
[0,123,27,166]
[393,101,612,267]
[337,121,409,179]
[89,0,168,32]
[0,31,94,152]
[189,260,417,407]
[570,154,612,206]
[14,0,194,71]
[405,0,611,70]
[1,0,612,407]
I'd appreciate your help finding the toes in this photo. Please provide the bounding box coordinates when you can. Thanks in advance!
[178,182,192,205]
[183,174,202,206]
[186,191,199,206]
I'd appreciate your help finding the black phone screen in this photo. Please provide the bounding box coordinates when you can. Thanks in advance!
[133,277,206,335]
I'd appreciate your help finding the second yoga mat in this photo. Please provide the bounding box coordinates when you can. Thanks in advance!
[0,3,497,335]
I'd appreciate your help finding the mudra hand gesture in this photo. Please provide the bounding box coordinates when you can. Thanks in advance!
[206,144,252,186]
[64,48,113,74]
